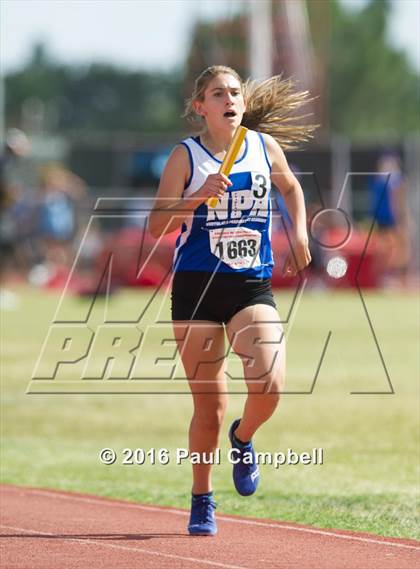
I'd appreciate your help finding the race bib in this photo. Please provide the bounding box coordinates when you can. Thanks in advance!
[209,226,261,270]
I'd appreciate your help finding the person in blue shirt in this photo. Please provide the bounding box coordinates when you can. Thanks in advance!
[149,66,314,535]
[369,152,411,286]
[37,164,86,269]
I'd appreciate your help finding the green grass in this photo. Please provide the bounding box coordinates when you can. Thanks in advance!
[1,286,419,539]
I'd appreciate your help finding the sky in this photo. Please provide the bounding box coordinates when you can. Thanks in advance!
[1,0,419,74]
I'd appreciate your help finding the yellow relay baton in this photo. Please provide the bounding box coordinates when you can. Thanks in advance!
[206,125,248,208]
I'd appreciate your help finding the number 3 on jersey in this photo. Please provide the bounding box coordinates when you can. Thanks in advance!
[252,173,268,199]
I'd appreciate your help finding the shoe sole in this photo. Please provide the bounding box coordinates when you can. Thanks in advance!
[188,529,217,536]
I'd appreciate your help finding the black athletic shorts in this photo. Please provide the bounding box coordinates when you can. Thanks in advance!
[171,271,277,325]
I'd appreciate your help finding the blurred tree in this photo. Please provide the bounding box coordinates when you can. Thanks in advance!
[328,0,419,138]
[185,0,419,140]
[6,1,419,142]
[184,16,248,98]
[5,42,184,135]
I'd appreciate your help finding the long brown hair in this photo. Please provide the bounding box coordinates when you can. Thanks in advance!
[183,65,317,150]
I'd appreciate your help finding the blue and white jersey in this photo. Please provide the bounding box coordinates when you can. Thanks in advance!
[172,129,274,278]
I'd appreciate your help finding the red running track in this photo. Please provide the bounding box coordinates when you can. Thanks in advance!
[1,485,419,569]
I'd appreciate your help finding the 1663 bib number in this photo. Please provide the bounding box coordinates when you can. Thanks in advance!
[209,226,261,269]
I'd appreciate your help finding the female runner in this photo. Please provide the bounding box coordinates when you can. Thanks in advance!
[149,65,314,536]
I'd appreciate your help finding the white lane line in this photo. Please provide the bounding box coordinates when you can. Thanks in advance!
[4,487,420,552]
[0,525,247,569]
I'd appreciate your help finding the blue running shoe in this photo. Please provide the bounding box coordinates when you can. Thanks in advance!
[228,419,260,496]
[188,494,217,536]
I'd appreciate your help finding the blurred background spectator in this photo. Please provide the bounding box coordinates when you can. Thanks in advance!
[28,163,86,287]
[368,152,412,287]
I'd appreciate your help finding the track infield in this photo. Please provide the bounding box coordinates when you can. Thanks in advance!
[1,484,419,569]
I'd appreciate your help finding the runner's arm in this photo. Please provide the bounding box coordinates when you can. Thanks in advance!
[148,146,231,238]
[148,145,197,238]
[262,133,311,275]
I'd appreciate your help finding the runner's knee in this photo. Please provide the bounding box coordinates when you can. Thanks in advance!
[247,366,284,395]
[264,370,284,397]
[193,397,227,432]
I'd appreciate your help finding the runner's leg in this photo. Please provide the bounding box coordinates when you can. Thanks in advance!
[226,304,285,442]
[173,321,228,494]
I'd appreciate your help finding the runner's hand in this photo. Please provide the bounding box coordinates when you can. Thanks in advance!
[194,174,232,204]
[283,235,312,277]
